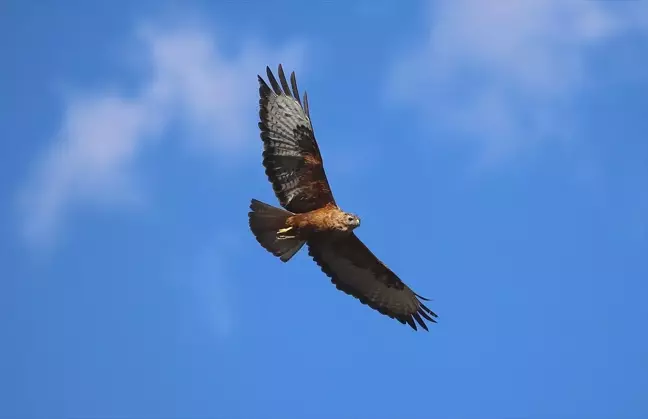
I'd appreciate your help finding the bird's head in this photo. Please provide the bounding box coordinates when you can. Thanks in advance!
[343,212,361,230]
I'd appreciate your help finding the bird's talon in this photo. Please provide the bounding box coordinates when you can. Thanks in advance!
[277,226,295,239]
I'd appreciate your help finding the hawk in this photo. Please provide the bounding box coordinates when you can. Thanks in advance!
[248,65,438,331]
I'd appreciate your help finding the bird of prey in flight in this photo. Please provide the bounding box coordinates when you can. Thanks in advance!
[248,65,438,331]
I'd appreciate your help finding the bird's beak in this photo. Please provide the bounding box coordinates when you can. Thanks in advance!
[355,218,361,227]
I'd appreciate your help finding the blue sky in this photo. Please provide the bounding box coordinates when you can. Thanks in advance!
[2,1,648,418]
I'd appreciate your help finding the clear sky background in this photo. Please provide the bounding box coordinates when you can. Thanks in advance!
[2,1,647,418]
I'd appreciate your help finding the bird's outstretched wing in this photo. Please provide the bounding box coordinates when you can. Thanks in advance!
[258,64,336,213]
[308,234,438,331]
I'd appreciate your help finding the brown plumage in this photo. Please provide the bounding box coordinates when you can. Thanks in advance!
[248,64,438,331]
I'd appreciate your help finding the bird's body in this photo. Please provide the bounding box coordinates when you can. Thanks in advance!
[280,204,360,239]
[248,65,438,331]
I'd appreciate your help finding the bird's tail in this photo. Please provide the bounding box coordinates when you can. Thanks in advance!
[248,199,306,262]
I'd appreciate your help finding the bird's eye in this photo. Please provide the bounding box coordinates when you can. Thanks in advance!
[347,216,354,222]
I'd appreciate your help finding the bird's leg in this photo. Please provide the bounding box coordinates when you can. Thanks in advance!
[277,226,296,239]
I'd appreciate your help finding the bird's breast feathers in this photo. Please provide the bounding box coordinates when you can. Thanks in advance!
[287,206,349,235]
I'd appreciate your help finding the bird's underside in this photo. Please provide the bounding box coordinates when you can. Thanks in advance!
[248,64,438,331]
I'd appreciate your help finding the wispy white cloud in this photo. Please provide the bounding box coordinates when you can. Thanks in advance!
[185,230,248,338]
[388,0,648,163]
[189,252,234,339]
[18,21,305,248]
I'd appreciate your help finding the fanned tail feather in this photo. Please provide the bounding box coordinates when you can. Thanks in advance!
[248,199,305,262]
